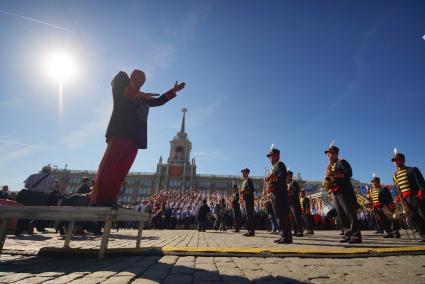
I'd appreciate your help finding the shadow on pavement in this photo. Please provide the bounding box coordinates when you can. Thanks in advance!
[0,255,309,283]
[9,235,51,241]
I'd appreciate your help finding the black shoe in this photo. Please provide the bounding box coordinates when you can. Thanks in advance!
[36,227,48,233]
[348,238,363,244]
[339,237,350,243]
[296,233,304,237]
[339,232,345,236]
[374,230,384,234]
[275,238,293,244]
[383,234,395,238]
[394,232,401,239]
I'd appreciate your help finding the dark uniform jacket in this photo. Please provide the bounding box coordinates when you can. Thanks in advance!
[241,178,254,203]
[332,159,354,192]
[105,71,175,149]
[393,167,425,198]
[288,180,301,205]
[268,161,288,194]
[330,159,359,208]
[300,197,311,213]
[77,183,91,194]
[232,191,240,208]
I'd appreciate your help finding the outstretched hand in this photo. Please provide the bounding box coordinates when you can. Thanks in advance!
[172,81,186,93]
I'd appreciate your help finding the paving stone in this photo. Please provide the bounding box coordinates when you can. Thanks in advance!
[43,272,88,284]
[13,276,56,284]
[83,271,117,278]
[68,278,108,284]
[100,275,135,284]
[0,273,34,282]
[163,274,193,284]
[170,265,195,275]
[194,270,221,281]
[132,278,161,284]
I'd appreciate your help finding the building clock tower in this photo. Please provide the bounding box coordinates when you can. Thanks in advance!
[153,108,197,193]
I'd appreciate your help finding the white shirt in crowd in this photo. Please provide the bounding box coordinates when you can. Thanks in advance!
[24,172,56,193]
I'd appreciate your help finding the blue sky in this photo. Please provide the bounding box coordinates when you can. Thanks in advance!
[1,0,424,191]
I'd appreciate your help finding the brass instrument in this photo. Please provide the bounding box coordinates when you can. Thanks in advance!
[356,194,373,212]
[322,163,337,191]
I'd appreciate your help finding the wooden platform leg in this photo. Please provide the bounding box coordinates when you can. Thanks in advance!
[0,219,11,255]
[99,219,112,259]
[64,221,75,248]
[136,221,143,248]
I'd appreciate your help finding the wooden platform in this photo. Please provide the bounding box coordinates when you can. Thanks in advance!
[0,206,149,259]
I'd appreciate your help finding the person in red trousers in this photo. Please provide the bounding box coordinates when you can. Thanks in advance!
[89,69,185,206]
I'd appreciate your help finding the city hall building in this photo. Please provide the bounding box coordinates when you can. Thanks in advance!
[52,109,366,203]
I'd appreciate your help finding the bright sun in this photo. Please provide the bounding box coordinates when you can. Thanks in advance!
[46,51,76,82]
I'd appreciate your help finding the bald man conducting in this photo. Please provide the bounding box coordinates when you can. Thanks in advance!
[90,69,185,206]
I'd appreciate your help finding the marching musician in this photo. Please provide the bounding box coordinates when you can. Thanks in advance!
[231,184,242,232]
[369,176,400,238]
[240,168,255,237]
[392,151,425,242]
[323,143,362,244]
[266,147,292,244]
[287,171,304,237]
[300,190,314,235]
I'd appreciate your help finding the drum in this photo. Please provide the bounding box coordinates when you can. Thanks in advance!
[322,204,336,218]
[321,191,336,218]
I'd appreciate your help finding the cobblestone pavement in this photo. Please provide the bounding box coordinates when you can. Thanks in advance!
[3,229,424,252]
[1,253,425,283]
[1,230,425,283]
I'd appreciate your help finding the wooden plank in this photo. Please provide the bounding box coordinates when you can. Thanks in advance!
[99,219,112,260]
[0,218,11,254]
[64,221,75,248]
[0,206,149,222]
[115,208,149,221]
[0,206,112,221]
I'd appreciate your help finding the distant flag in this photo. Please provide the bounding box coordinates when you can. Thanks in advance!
[329,140,336,147]
[394,147,398,155]
[270,144,275,150]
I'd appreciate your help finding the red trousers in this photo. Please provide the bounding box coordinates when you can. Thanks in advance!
[89,137,138,205]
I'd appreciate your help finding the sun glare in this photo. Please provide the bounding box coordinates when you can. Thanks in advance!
[46,51,76,82]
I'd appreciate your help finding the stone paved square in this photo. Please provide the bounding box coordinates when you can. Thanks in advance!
[1,229,425,283]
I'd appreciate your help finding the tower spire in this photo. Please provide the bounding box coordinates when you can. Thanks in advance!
[180,107,187,134]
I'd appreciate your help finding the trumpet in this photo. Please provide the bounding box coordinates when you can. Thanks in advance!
[322,163,337,192]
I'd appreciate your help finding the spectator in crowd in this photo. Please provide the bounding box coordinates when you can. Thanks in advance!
[77,177,91,194]
[0,185,10,200]
[197,199,211,231]
[264,197,278,233]
[24,165,56,194]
